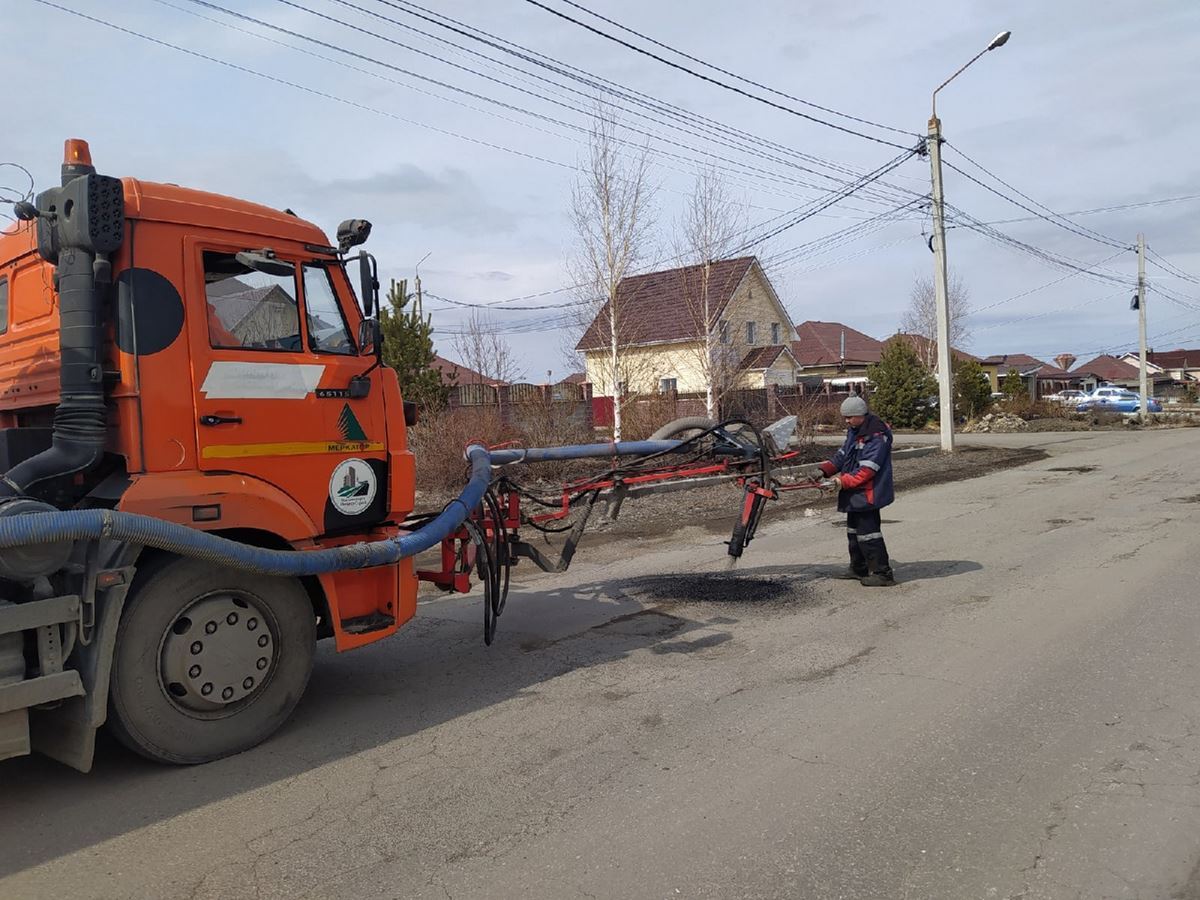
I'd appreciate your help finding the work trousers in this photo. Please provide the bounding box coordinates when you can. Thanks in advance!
[846,508,891,576]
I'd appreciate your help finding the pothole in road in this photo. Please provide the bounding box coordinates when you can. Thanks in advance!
[629,573,814,609]
[1168,493,1200,504]
[1047,465,1098,474]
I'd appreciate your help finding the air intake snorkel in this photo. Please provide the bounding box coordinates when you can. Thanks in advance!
[0,139,125,498]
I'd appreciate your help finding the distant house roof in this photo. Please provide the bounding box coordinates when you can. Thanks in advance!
[791,321,884,367]
[1072,354,1141,382]
[740,345,797,370]
[981,353,1051,375]
[431,353,503,386]
[575,256,757,351]
[1148,349,1200,369]
[557,372,588,385]
[891,332,979,364]
[208,284,292,333]
[981,353,1075,381]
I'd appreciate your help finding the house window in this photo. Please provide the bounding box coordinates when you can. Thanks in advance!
[770,322,780,345]
[746,321,756,345]
[659,377,677,394]
[718,320,730,344]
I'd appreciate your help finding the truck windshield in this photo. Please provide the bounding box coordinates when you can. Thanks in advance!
[302,265,356,355]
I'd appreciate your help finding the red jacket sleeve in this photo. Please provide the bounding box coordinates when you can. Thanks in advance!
[838,466,876,490]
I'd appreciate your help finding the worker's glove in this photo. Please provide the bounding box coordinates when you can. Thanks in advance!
[819,477,841,493]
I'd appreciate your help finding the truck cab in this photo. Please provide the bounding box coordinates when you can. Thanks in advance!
[0,140,419,770]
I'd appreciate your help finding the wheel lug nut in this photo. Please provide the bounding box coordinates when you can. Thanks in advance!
[257,635,269,648]
[188,665,201,678]
[257,657,268,670]
[201,682,213,696]
[205,621,217,635]
[226,612,238,626]
[221,686,234,701]
[190,641,203,655]
[247,618,258,631]
[243,677,254,690]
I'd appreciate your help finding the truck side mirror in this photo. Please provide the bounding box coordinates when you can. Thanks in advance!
[357,251,378,318]
[358,317,381,356]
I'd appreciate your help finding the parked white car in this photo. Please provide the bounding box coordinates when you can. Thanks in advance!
[1044,389,1087,404]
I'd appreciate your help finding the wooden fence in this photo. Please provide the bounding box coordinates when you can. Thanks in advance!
[448,381,594,430]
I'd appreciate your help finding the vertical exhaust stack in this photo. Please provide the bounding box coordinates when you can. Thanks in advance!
[0,139,125,498]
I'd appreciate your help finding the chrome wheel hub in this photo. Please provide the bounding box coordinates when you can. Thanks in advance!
[160,593,276,712]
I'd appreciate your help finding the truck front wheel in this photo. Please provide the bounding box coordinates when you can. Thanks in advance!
[108,558,316,764]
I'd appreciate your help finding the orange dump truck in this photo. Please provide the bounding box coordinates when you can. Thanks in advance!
[0,139,484,771]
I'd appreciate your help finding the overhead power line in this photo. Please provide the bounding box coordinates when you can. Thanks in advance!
[1146,246,1200,286]
[727,148,921,255]
[549,0,914,137]
[32,0,577,171]
[944,141,1129,250]
[947,207,1135,289]
[968,194,1200,228]
[186,0,921,215]
[942,153,1130,251]
[362,0,923,195]
[521,0,915,150]
[969,249,1128,316]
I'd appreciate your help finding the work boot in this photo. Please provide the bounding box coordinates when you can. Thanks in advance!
[860,571,896,587]
[836,567,868,580]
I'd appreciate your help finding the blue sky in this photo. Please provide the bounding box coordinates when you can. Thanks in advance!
[6,0,1200,378]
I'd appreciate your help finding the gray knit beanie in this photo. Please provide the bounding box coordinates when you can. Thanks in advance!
[840,395,868,417]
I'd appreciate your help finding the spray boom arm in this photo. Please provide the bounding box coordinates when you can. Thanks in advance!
[413,417,830,643]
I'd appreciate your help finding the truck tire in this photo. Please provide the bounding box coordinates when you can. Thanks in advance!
[108,557,316,765]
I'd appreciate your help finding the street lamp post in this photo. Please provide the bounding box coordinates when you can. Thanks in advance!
[928,30,1010,452]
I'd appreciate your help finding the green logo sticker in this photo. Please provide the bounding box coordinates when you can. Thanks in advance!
[338,404,368,441]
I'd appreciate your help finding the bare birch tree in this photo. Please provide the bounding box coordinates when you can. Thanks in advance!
[902,273,972,368]
[675,167,748,418]
[452,309,524,385]
[568,105,656,441]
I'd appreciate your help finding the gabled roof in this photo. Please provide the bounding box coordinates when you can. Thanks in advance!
[575,256,757,351]
[1029,362,1072,379]
[557,372,588,385]
[1148,349,1200,369]
[981,353,1052,375]
[740,345,797,370]
[891,332,979,364]
[1072,354,1141,381]
[791,321,884,367]
[208,284,295,333]
[431,353,504,386]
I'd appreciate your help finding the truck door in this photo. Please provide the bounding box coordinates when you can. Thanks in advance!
[188,243,388,535]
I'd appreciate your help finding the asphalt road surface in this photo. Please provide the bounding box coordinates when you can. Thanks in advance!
[4,429,1200,900]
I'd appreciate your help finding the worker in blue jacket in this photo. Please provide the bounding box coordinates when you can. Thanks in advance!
[813,395,896,586]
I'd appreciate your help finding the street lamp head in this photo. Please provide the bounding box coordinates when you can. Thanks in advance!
[987,31,1012,51]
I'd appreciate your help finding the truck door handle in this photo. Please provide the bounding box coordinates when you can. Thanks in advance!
[200,415,243,427]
